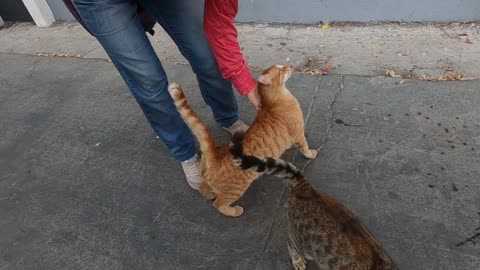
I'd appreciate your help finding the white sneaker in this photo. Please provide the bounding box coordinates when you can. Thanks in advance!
[181,154,204,190]
[223,120,249,135]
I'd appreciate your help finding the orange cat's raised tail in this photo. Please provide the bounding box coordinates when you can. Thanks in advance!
[168,83,217,168]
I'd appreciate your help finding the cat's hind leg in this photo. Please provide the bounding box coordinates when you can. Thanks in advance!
[295,134,317,160]
[288,238,307,270]
[212,191,244,217]
[199,181,216,200]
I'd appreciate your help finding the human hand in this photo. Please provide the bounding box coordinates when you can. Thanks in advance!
[246,88,262,112]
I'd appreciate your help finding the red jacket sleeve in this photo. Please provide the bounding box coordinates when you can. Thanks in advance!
[204,0,256,95]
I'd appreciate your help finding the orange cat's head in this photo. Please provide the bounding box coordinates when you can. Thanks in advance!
[257,65,293,103]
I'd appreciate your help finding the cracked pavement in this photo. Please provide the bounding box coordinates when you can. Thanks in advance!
[1,49,480,270]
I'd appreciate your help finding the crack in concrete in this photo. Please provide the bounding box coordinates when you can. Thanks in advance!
[302,77,323,133]
[291,76,323,165]
[81,46,101,58]
[456,231,480,247]
[27,58,43,78]
[301,75,344,172]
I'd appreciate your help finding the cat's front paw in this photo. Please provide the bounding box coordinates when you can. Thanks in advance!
[218,205,244,217]
[305,149,317,159]
[231,206,244,217]
[292,257,307,270]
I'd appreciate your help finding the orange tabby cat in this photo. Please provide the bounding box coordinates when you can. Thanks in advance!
[168,65,317,217]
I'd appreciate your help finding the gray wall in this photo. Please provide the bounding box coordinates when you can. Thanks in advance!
[48,0,480,23]
[47,0,74,21]
[237,0,480,23]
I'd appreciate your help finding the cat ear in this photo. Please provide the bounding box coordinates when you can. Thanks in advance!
[258,74,272,85]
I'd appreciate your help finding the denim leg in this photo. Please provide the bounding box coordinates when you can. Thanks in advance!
[138,0,240,127]
[71,0,196,161]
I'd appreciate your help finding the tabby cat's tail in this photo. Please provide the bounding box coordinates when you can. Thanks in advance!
[168,83,217,166]
[230,132,303,183]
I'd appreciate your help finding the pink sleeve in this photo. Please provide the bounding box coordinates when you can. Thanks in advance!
[204,0,256,95]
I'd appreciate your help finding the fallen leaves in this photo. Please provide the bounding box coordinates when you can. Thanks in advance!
[385,67,464,81]
[250,62,334,76]
[436,70,463,81]
[324,63,334,72]
[385,69,400,78]
[35,52,81,58]
[292,62,334,75]
[456,33,473,44]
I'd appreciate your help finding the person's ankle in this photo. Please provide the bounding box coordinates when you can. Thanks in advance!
[180,154,203,190]
[222,119,249,135]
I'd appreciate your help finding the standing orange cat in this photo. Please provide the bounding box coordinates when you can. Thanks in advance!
[168,65,317,217]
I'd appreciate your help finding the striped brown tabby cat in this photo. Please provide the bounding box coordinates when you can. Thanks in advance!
[230,132,399,270]
[168,64,317,217]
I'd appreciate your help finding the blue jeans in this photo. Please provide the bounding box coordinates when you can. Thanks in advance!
[71,0,239,161]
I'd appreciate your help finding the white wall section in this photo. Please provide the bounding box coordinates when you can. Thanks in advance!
[22,0,55,27]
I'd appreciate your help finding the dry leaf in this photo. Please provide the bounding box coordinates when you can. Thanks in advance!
[280,42,286,46]
[292,67,303,72]
[402,73,418,80]
[436,71,463,81]
[456,34,473,44]
[266,43,273,47]
[324,63,334,72]
[385,70,400,78]
[290,64,332,75]
[251,66,262,72]
[319,44,327,48]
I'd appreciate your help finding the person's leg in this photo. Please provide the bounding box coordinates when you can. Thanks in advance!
[71,0,196,162]
[138,0,240,128]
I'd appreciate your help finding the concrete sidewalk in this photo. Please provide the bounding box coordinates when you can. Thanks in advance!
[0,52,479,270]
[1,22,480,79]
